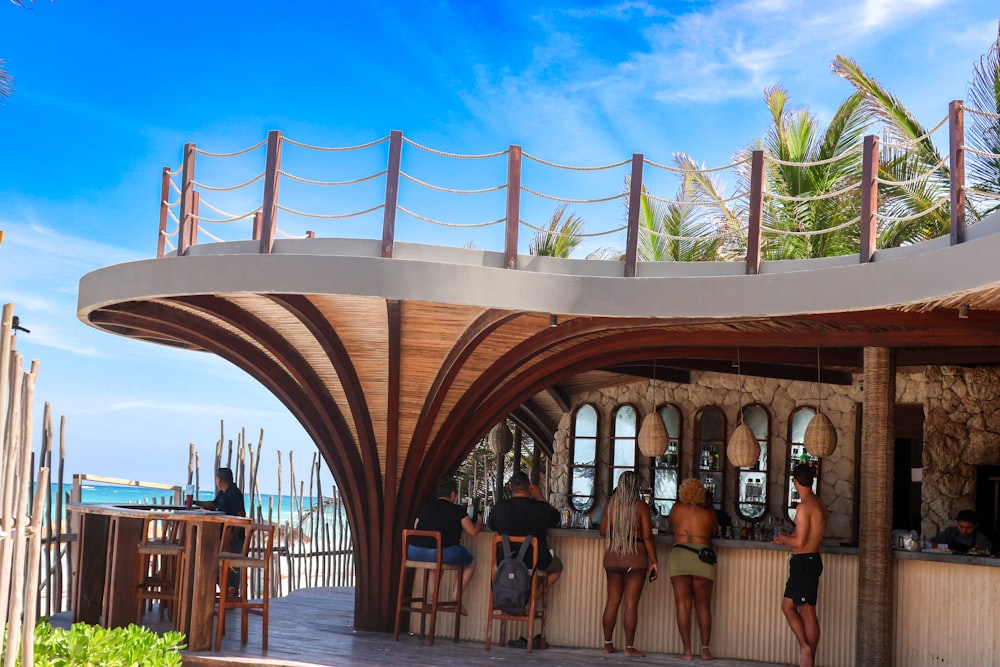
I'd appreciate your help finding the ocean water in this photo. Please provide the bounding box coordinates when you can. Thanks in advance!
[40,482,330,527]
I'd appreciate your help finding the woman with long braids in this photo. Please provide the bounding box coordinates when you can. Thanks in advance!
[599,471,658,657]
[668,477,718,661]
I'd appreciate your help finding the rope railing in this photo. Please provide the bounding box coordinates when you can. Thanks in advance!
[874,197,950,223]
[644,155,750,173]
[397,206,504,229]
[644,190,749,206]
[279,169,387,187]
[276,203,385,220]
[963,107,1000,120]
[761,217,860,237]
[764,146,863,168]
[193,138,268,158]
[764,181,861,202]
[522,153,629,171]
[402,136,506,159]
[191,173,265,192]
[520,218,627,238]
[875,154,950,187]
[520,185,623,204]
[282,135,390,151]
[400,171,507,195]
[161,100,993,266]
[880,114,949,149]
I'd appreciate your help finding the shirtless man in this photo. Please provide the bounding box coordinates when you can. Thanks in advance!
[773,463,828,667]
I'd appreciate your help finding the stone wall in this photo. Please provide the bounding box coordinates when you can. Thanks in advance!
[920,366,1000,538]
[549,371,861,542]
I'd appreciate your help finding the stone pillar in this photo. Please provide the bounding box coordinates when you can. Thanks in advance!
[856,347,895,666]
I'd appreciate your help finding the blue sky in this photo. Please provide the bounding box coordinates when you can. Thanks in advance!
[1,1,997,494]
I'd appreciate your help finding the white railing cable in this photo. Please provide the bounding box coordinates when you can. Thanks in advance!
[522,153,629,171]
[764,147,862,168]
[282,135,389,151]
[519,219,627,238]
[520,186,622,204]
[193,138,268,158]
[761,217,859,237]
[191,173,265,192]
[279,170,387,186]
[962,145,1000,160]
[402,137,507,159]
[875,155,949,187]
[644,190,750,206]
[644,155,750,173]
[194,198,262,223]
[276,203,385,219]
[397,206,504,228]
[964,107,1000,120]
[880,114,949,149]
[400,171,507,194]
[764,181,860,202]
[874,198,949,223]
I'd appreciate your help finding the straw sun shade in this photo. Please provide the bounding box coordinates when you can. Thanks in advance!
[638,411,668,458]
[727,423,760,468]
[804,412,837,457]
[488,423,513,456]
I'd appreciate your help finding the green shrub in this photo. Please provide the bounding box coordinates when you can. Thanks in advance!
[29,620,185,667]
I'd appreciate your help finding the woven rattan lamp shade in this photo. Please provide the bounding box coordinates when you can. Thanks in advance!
[804,411,837,458]
[638,412,668,458]
[488,423,513,456]
[727,423,759,468]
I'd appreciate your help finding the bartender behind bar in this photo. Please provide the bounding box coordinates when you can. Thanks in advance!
[929,509,992,554]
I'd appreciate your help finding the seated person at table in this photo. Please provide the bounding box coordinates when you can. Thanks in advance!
[410,478,482,612]
[488,471,563,591]
[929,509,992,554]
[193,467,247,593]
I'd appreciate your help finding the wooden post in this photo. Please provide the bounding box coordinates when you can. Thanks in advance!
[745,150,764,275]
[188,191,200,249]
[949,100,966,245]
[624,153,644,277]
[504,145,522,270]
[252,211,263,241]
[856,346,895,667]
[381,130,402,259]
[157,167,171,258]
[259,130,284,254]
[177,143,196,256]
[860,135,879,263]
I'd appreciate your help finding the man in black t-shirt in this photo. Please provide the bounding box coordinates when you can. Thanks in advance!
[411,478,482,609]
[488,471,563,590]
[193,467,247,593]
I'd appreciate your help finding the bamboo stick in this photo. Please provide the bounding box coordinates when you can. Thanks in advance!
[54,416,65,613]
[4,360,37,667]
[22,466,48,667]
[0,351,24,644]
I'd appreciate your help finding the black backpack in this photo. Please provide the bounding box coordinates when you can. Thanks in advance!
[492,535,534,614]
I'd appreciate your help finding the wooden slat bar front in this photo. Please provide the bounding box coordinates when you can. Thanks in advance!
[69,503,248,651]
[410,529,858,665]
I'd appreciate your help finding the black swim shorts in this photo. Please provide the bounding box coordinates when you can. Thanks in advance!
[783,552,823,606]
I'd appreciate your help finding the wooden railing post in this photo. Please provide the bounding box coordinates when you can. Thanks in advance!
[381,130,403,258]
[177,143,196,256]
[157,167,170,258]
[949,99,966,245]
[860,134,879,263]
[251,211,263,241]
[189,192,200,248]
[259,130,283,254]
[504,145,522,270]
[624,153,643,277]
[745,150,764,275]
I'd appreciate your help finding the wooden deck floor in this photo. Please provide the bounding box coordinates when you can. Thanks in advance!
[52,587,789,666]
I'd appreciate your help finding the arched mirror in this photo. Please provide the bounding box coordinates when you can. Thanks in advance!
[609,404,638,492]
[786,406,821,521]
[694,405,726,510]
[651,403,682,517]
[736,403,770,521]
[569,404,598,512]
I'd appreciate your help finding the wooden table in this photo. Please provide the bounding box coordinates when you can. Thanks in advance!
[69,503,249,651]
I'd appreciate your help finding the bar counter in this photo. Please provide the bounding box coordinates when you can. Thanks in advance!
[409,528,1000,666]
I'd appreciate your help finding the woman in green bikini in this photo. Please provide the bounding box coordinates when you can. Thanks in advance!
[668,478,718,661]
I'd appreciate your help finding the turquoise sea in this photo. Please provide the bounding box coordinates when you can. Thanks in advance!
[40,482,329,527]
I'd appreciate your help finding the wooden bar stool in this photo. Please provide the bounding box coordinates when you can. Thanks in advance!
[134,514,188,628]
[213,519,275,651]
[485,534,547,653]
[393,529,466,644]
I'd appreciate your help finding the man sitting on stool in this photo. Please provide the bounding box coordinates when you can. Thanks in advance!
[488,471,562,591]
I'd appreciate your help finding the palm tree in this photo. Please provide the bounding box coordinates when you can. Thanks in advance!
[682,86,871,260]
[0,59,12,100]
[634,179,728,262]
[963,23,1000,219]
[529,204,585,258]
